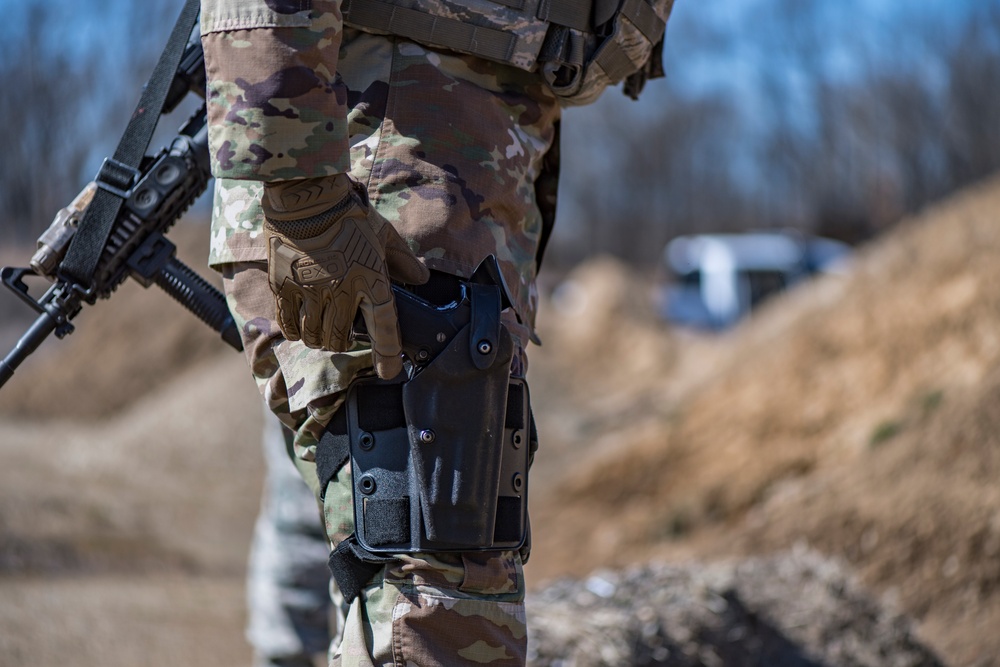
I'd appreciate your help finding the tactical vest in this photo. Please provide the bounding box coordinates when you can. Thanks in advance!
[341,0,674,105]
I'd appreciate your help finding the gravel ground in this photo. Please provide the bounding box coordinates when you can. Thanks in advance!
[527,549,944,667]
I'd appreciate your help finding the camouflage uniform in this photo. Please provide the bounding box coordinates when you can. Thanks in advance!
[247,409,334,667]
[200,1,560,665]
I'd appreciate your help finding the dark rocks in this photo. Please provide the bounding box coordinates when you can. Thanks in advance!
[527,549,945,667]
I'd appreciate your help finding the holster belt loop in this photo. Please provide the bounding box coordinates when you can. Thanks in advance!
[469,282,502,370]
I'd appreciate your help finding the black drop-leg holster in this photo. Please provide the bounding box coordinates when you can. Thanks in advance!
[317,257,535,602]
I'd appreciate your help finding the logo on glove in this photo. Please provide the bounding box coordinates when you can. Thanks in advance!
[294,250,347,285]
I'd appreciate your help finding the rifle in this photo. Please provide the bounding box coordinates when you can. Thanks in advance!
[0,27,241,391]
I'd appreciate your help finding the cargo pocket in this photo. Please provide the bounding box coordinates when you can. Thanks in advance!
[391,569,526,666]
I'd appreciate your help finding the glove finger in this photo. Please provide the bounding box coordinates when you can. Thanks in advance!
[299,293,326,349]
[299,309,323,350]
[372,347,404,380]
[359,297,404,380]
[321,293,352,353]
[276,291,302,342]
[381,224,430,285]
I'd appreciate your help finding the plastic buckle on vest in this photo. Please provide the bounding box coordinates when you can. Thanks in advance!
[95,157,141,199]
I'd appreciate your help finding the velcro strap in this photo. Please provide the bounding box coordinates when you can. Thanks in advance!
[494,496,524,544]
[344,0,517,63]
[356,383,405,432]
[363,497,411,546]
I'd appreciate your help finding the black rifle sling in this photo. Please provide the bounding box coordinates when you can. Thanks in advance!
[60,0,201,287]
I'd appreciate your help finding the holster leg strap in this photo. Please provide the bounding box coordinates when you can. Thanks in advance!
[327,534,394,603]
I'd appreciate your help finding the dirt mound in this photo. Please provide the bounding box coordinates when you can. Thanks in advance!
[526,174,1000,664]
[0,351,264,667]
[0,219,231,420]
[528,549,943,667]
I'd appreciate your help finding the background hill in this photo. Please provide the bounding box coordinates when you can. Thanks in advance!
[2,175,1000,665]
[526,173,1000,665]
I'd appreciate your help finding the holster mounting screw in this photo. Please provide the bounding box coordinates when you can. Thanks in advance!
[359,475,377,495]
[512,473,524,492]
[359,432,375,450]
[477,340,492,355]
[420,429,436,444]
[416,348,430,361]
[512,431,523,448]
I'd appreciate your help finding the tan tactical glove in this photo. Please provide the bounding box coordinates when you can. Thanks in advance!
[262,173,429,379]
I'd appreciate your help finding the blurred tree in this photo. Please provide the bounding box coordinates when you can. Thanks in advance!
[0,1,184,246]
[0,5,91,245]
[2,0,999,271]
[942,3,1000,194]
[549,0,1000,270]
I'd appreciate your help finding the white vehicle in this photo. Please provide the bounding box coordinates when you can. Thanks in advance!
[661,231,851,330]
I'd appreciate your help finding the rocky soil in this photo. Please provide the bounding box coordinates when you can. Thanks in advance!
[528,549,942,667]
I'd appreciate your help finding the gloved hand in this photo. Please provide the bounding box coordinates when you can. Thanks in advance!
[262,173,429,379]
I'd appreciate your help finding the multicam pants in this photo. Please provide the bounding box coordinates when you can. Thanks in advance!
[224,264,528,667]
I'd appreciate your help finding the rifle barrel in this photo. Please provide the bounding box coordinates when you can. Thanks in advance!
[0,311,60,389]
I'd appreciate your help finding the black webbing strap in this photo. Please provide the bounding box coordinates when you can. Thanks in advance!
[59,0,201,286]
[316,406,351,501]
[328,535,395,603]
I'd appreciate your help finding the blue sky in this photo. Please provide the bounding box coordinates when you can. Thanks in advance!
[663,0,973,97]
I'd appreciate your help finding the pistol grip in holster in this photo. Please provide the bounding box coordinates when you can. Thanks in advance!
[341,269,531,554]
[319,259,536,601]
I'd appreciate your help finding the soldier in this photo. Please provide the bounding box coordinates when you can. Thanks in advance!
[199,0,670,664]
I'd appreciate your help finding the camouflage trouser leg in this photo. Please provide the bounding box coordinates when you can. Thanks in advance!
[224,262,528,667]
[247,409,336,667]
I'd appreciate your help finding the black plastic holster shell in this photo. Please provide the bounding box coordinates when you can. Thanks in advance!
[345,275,530,553]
